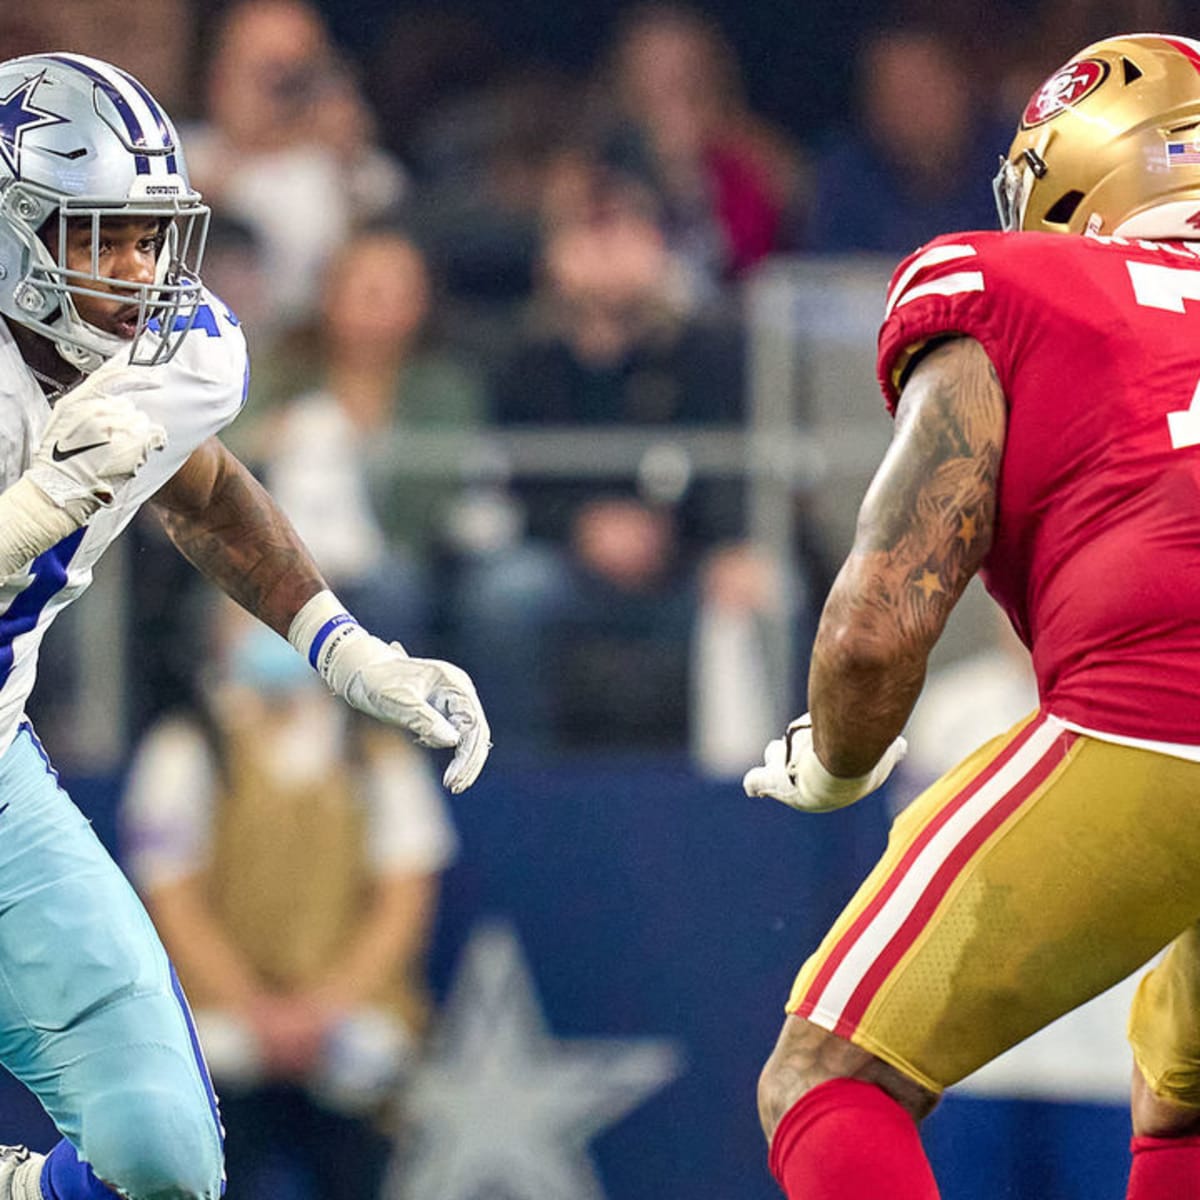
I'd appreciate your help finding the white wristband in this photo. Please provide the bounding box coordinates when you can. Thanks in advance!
[786,715,907,811]
[790,749,881,811]
[287,589,409,696]
[287,589,359,677]
[0,474,85,577]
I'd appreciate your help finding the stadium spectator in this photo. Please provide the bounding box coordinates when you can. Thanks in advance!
[18,0,196,114]
[743,32,1200,1200]
[182,0,407,332]
[394,62,588,305]
[122,600,458,1200]
[596,3,803,294]
[361,7,507,172]
[252,227,489,653]
[803,25,1006,254]
[456,202,811,754]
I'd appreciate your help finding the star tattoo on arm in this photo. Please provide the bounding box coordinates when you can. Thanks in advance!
[807,336,1007,776]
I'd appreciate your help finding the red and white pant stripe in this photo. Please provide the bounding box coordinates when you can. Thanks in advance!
[794,713,1076,1039]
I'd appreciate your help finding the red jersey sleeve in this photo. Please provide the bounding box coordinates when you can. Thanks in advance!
[876,233,1024,414]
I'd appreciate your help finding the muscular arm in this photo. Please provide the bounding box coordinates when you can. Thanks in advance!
[810,337,1006,776]
[151,437,325,636]
[154,440,491,794]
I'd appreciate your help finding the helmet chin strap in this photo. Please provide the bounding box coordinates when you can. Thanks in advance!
[49,294,127,374]
[53,337,103,374]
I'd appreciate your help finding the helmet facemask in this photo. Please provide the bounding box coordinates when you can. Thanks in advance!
[993,147,1048,233]
[2,181,210,372]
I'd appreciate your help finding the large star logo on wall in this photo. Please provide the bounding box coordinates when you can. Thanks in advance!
[389,921,684,1200]
[0,74,66,178]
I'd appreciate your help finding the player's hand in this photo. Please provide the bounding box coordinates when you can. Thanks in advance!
[340,637,491,793]
[27,365,166,522]
[289,591,492,791]
[247,994,335,1079]
[742,713,907,812]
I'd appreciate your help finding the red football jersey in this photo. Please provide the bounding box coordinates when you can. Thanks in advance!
[877,230,1200,744]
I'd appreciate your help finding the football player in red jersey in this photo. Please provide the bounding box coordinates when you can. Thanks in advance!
[743,33,1200,1200]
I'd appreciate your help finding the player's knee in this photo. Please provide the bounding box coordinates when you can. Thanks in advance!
[82,1083,222,1200]
[757,1051,795,1141]
[757,1042,836,1141]
[758,1017,938,1142]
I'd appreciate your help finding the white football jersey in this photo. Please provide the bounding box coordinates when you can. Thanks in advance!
[0,290,247,753]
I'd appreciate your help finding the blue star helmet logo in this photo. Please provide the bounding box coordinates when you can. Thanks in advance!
[0,72,67,178]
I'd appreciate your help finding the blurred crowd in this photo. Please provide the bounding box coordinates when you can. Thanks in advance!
[14,0,1191,767]
[5,1,1191,1194]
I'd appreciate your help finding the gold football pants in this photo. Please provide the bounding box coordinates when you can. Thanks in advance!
[788,711,1200,1103]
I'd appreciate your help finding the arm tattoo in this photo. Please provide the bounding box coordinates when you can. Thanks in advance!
[854,350,1002,641]
[809,338,1006,774]
[156,450,324,636]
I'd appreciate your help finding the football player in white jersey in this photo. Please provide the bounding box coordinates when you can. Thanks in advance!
[0,52,490,1200]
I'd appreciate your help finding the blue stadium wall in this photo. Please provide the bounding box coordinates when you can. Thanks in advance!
[0,761,1134,1199]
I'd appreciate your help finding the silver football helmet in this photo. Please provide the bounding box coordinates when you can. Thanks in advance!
[0,52,209,371]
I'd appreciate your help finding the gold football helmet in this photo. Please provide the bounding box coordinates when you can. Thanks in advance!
[994,34,1200,237]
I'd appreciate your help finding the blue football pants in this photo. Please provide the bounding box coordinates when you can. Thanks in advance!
[0,725,223,1200]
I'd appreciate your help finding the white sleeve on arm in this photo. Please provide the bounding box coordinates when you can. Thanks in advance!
[0,475,83,576]
[363,744,460,877]
[121,717,217,891]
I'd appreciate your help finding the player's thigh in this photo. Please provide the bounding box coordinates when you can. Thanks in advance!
[785,710,1200,1094]
[1130,921,1200,1111]
[0,727,217,1150]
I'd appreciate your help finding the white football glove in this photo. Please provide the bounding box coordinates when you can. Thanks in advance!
[289,591,491,793]
[742,713,907,812]
[0,366,167,577]
[27,364,166,523]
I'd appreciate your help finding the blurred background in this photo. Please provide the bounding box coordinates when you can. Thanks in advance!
[3,0,1185,1197]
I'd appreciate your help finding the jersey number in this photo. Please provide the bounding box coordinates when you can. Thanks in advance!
[1128,261,1200,449]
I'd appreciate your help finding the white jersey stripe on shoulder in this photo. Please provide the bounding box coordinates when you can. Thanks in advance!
[885,244,978,318]
[807,715,1065,1026]
[892,270,985,312]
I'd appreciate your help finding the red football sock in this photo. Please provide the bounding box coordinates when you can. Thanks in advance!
[767,1077,940,1200]
[1127,1134,1200,1199]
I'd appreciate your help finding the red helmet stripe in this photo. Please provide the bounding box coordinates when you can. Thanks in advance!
[1156,35,1200,75]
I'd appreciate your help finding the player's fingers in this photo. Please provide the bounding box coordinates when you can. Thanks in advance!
[145,421,168,452]
[742,765,769,797]
[744,739,788,798]
[763,738,787,772]
[434,686,479,724]
[743,764,782,798]
[443,723,492,793]
[396,701,460,750]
